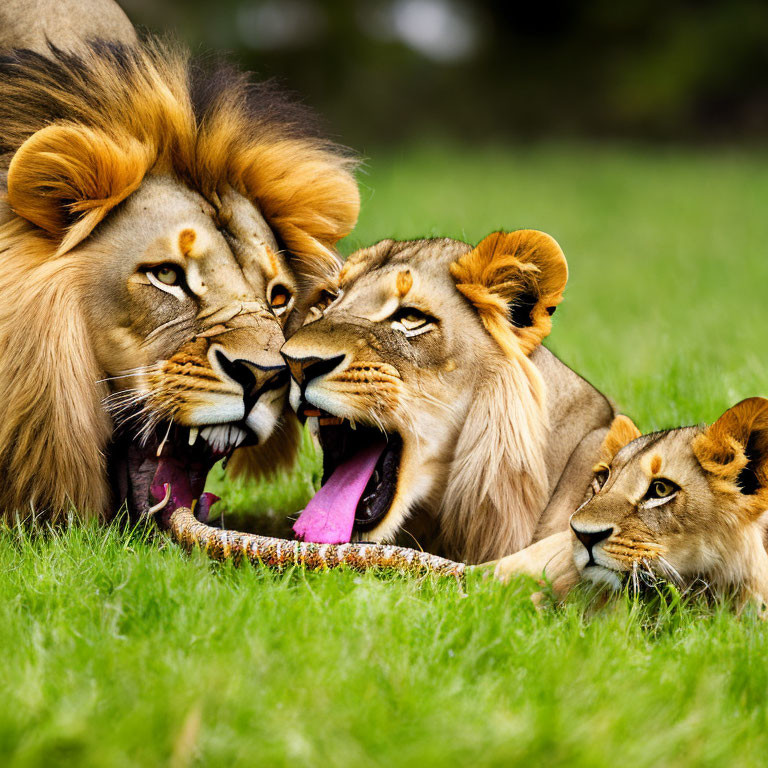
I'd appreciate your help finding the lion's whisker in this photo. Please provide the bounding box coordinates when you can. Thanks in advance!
[657,555,683,586]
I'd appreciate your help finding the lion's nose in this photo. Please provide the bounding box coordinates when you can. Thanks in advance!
[571,523,614,554]
[281,352,345,389]
[213,349,287,411]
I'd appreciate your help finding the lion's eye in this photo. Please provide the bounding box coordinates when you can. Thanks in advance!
[591,468,609,495]
[145,264,186,297]
[648,479,676,498]
[317,289,338,311]
[154,265,180,286]
[390,307,436,338]
[641,478,679,508]
[269,284,293,317]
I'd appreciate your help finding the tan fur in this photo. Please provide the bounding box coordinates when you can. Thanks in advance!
[0,0,136,54]
[439,355,549,563]
[0,221,111,516]
[0,34,359,521]
[282,233,616,563]
[500,398,768,616]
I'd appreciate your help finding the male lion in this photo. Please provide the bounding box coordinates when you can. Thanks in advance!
[281,231,621,563]
[495,398,768,615]
[0,0,359,523]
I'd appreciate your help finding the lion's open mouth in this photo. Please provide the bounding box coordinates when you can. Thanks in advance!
[107,421,253,527]
[292,408,403,544]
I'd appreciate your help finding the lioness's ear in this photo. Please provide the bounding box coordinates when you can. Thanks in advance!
[598,414,642,466]
[7,124,151,256]
[693,397,768,502]
[450,230,568,356]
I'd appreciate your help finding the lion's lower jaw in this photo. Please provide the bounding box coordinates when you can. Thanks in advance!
[581,565,623,590]
[106,421,241,525]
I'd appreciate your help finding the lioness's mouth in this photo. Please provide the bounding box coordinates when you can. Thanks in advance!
[293,407,403,544]
[108,421,254,527]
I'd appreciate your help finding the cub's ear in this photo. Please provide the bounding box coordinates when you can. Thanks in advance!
[7,124,151,256]
[450,230,568,356]
[693,397,768,502]
[597,414,642,467]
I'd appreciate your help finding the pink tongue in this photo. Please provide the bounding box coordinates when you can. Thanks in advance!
[293,441,386,544]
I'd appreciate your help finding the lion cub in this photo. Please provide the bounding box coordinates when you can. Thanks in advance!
[494,398,768,615]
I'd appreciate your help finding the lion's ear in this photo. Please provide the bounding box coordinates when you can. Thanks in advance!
[450,230,568,356]
[598,415,642,466]
[7,124,151,255]
[693,397,768,501]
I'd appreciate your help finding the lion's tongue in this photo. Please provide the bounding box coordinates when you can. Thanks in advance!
[293,441,386,544]
[150,457,215,525]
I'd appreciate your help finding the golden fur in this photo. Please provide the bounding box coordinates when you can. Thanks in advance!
[1,41,358,277]
[494,399,768,615]
[0,39,359,521]
[282,232,617,563]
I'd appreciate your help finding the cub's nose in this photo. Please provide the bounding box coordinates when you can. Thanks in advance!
[281,352,345,388]
[570,524,614,554]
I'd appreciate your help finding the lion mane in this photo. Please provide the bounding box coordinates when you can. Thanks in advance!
[0,40,359,520]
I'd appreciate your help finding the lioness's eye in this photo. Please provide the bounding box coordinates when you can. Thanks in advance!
[153,265,180,286]
[269,284,293,317]
[645,478,679,500]
[390,307,436,337]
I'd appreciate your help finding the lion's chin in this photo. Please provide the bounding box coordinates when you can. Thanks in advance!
[107,422,251,527]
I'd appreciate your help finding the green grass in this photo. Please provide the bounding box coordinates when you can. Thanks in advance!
[5,142,768,766]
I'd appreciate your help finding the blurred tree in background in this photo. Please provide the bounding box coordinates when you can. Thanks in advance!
[121,0,768,147]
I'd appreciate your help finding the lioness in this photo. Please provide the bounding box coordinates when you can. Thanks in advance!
[494,398,768,614]
[281,231,620,563]
[0,0,359,523]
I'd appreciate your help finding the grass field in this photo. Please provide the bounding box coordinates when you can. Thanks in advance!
[3,143,768,767]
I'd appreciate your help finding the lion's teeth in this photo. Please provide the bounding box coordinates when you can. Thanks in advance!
[188,427,199,446]
[306,417,319,438]
[199,424,246,452]
[349,419,357,431]
[231,427,246,448]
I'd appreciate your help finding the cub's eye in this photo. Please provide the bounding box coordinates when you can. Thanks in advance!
[269,284,293,317]
[153,265,181,286]
[641,478,679,508]
[390,307,436,338]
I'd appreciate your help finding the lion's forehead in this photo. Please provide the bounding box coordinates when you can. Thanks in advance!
[607,428,701,490]
[333,239,474,322]
[102,176,286,290]
[340,238,471,289]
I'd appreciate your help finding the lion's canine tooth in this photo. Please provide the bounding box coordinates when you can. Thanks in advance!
[188,427,199,446]
[306,416,319,438]
[349,419,357,431]
[231,426,246,448]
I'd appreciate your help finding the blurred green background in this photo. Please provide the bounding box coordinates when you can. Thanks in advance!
[121,0,768,147]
